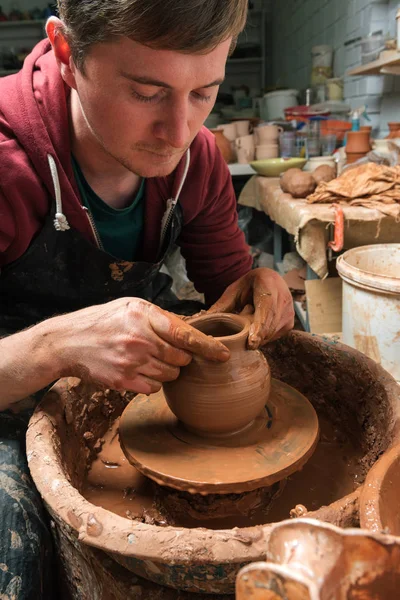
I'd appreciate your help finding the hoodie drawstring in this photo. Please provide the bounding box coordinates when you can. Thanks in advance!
[48,154,70,232]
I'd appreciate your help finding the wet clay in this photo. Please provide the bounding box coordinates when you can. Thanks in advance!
[119,379,319,494]
[27,332,400,595]
[164,313,271,437]
[82,411,362,530]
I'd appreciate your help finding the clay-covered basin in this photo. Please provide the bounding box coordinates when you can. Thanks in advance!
[163,312,271,436]
[360,442,400,534]
[26,332,400,595]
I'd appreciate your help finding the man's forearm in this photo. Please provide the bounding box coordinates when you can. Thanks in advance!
[0,321,61,410]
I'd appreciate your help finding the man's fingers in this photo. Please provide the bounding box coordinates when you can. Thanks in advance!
[248,291,276,349]
[140,358,181,383]
[207,294,238,315]
[150,309,230,362]
[125,375,162,396]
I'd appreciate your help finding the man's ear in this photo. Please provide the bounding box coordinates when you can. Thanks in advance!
[46,16,78,90]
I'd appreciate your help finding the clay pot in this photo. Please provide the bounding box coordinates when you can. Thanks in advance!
[26,332,400,595]
[345,130,372,154]
[163,313,271,437]
[237,519,400,599]
[210,129,234,163]
[386,122,400,139]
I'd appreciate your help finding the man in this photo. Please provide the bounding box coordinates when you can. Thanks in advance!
[0,0,294,596]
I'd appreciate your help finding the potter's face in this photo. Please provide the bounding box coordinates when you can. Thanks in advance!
[69,38,230,177]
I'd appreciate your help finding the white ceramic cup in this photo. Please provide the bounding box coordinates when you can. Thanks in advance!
[256,124,284,144]
[217,123,237,142]
[235,120,251,137]
[237,147,254,164]
[235,134,255,151]
[256,144,279,160]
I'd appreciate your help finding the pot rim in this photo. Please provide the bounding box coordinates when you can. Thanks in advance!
[359,441,400,532]
[188,312,250,344]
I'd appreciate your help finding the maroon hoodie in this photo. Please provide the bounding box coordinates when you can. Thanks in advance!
[0,40,251,304]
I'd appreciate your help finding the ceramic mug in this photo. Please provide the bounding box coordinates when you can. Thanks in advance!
[255,124,284,145]
[256,144,279,160]
[237,147,254,164]
[235,134,255,151]
[235,120,251,137]
[217,123,237,142]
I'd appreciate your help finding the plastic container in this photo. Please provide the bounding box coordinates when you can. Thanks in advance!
[337,244,400,381]
[360,34,384,64]
[311,45,333,68]
[261,90,299,120]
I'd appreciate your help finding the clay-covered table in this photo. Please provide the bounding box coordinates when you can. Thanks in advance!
[239,176,400,279]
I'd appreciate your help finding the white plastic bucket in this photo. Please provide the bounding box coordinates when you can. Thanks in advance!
[337,244,400,381]
[261,89,298,120]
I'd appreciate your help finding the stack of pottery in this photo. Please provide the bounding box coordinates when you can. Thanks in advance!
[254,124,283,160]
[345,130,372,164]
[216,120,254,164]
[210,128,235,164]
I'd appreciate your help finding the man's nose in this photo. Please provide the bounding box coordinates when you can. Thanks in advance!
[154,98,191,149]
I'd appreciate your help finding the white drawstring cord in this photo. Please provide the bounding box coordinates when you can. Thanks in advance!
[48,154,70,232]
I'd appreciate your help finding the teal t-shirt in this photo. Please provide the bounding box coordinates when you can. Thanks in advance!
[72,157,145,261]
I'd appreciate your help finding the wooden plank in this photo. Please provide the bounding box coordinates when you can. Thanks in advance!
[347,50,400,76]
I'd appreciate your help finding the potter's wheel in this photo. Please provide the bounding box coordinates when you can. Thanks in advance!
[119,379,319,494]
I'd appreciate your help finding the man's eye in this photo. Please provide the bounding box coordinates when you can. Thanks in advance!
[131,91,159,103]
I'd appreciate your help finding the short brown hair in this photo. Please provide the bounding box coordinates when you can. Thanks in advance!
[57,0,248,70]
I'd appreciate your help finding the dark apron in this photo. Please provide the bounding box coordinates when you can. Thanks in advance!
[0,201,202,599]
[0,201,203,337]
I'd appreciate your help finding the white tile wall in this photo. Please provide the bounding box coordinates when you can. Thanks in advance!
[270,0,400,134]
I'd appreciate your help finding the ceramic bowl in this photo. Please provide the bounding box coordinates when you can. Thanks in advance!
[249,158,307,177]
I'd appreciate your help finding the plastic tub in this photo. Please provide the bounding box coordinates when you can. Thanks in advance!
[337,244,400,381]
[262,90,299,120]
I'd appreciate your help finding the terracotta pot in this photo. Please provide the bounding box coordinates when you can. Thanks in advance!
[163,313,271,436]
[210,129,235,163]
[346,151,368,164]
[237,519,400,599]
[26,332,400,595]
[386,122,400,139]
[360,125,372,134]
[345,130,372,154]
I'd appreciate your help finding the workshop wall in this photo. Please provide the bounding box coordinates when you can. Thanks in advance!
[269,0,400,135]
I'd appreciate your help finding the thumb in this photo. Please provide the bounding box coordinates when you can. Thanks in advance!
[149,308,230,362]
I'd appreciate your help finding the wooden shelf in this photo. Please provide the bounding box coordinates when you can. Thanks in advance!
[0,20,46,27]
[348,50,400,76]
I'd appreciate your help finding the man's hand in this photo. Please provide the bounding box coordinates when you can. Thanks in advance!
[207,268,294,349]
[50,298,230,395]
[0,297,231,409]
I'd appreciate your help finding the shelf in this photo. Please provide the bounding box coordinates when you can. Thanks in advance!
[347,50,400,76]
[0,20,46,27]
[228,163,256,177]
[227,57,263,64]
